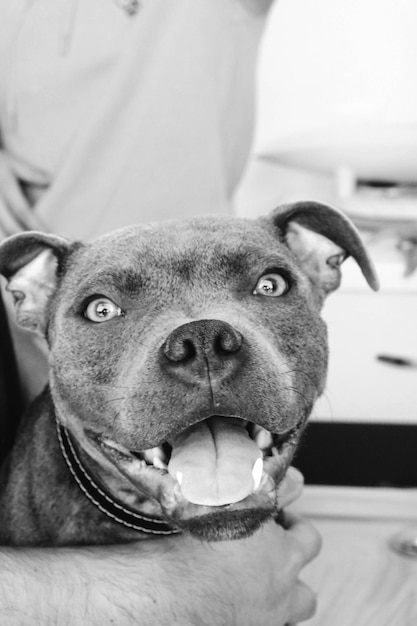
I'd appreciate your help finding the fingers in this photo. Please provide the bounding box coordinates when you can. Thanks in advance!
[288,579,318,624]
[277,466,304,507]
[0,196,24,236]
[256,516,320,625]
[285,510,322,566]
[276,468,322,568]
[284,514,320,624]
[0,152,45,236]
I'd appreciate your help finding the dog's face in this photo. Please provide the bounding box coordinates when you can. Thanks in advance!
[0,202,378,541]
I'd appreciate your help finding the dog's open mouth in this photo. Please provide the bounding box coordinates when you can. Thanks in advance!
[93,415,303,535]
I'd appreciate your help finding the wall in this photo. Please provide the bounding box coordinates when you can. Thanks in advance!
[255,0,417,160]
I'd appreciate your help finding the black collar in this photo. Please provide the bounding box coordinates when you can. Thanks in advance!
[56,422,180,536]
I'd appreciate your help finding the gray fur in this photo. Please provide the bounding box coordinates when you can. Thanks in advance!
[0,202,378,545]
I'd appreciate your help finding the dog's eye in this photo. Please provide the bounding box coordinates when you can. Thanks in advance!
[253,273,289,297]
[84,298,123,323]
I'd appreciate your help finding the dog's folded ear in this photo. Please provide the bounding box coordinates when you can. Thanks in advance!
[262,201,379,299]
[0,231,74,335]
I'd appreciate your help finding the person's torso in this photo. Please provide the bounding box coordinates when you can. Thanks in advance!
[0,0,272,237]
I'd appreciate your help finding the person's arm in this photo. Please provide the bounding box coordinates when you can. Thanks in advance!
[0,513,319,626]
[0,469,321,626]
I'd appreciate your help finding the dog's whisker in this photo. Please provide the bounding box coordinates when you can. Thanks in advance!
[129,339,149,349]
[285,385,310,405]
[124,334,152,348]
[315,390,335,421]
[101,396,128,407]
[281,368,317,385]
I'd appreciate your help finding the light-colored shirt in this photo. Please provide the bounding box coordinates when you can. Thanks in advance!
[0,0,273,239]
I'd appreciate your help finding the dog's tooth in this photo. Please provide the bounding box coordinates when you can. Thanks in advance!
[153,446,169,464]
[140,447,162,463]
[153,456,167,470]
[176,471,183,486]
[254,426,273,452]
[142,449,155,464]
[252,457,263,491]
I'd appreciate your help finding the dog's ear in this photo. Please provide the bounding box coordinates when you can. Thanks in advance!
[262,201,379,299]
[0,231,74,335]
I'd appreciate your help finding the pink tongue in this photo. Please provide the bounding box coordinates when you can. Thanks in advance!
[168,416,262,506]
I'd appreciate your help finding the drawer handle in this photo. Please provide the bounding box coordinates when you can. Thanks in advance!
[376,354,417,368]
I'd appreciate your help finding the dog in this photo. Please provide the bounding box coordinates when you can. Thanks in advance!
[0,201,378,546]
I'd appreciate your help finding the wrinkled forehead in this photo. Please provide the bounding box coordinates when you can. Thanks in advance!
[66,217,290,287]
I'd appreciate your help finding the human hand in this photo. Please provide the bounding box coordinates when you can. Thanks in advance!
[199,468,320,626]
[0,469,320,626]
[0,150,45,237]
[143,467,320,626]
[219,513,320,626]
[95,488,319,626]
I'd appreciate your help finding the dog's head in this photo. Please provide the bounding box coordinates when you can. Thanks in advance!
[0,202,378,541]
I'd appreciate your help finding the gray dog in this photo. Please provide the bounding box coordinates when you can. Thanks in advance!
[0,201,378,546]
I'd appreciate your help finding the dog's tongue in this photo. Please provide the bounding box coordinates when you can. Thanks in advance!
[168,416,262,506]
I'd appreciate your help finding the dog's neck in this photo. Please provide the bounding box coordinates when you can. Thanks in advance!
[56,421,180,536]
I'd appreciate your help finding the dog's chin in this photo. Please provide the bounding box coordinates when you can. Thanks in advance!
[176,507,272,541]
[87,414,304,540]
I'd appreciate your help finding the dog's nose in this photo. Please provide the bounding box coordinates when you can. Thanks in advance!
[161,320,243,377]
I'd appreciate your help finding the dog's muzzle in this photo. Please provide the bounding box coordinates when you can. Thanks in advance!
[95,414,304,540]
[68,319,307,540]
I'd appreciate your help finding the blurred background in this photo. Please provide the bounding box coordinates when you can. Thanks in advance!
[234,0,417,487]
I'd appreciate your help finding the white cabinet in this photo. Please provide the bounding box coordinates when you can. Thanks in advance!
[315,263,417,424]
